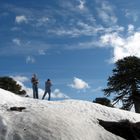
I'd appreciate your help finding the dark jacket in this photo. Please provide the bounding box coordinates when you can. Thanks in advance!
[45,80,52,91]
[31,77,38,85]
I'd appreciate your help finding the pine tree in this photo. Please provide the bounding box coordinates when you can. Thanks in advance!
[0,76,26,95]
[103,56,140,113]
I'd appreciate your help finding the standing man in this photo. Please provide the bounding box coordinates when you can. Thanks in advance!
[42,79,52,100]
[31,74,39,99]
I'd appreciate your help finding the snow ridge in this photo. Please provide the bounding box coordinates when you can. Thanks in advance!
[0,88,140,140]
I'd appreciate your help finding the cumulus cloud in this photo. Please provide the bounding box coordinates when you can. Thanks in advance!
[41,88,70,100]
[12,38,21,46]
[15,15,28,24]
[100,30,140,62]
[52,89,70,99]
[128,24,134,34]
[69,77,90,90]
[12,76,29,83]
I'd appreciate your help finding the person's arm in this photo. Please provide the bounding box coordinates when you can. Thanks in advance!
[49,81,52,87]
[36,78,38,84]
[31,78,34,84]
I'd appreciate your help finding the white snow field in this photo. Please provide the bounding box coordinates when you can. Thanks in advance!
[0,88,140,140]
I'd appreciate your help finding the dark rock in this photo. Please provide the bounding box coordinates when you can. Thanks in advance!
[98,119,140,140]
[9,107,26,112]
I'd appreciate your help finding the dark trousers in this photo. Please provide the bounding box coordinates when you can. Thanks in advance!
[42,90,51,100]
[32,84,38,99]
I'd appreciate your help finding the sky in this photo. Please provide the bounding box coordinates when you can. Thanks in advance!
[0,0,140,101]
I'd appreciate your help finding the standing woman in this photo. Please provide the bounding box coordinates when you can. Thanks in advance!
[42,79,52,100]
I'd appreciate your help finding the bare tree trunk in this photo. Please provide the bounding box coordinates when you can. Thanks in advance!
[131,82,140,113]
[133,96,140,113]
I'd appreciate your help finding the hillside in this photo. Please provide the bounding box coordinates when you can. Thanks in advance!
[0,88,140,140]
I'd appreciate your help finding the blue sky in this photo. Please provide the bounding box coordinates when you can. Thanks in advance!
[0,0,140,101]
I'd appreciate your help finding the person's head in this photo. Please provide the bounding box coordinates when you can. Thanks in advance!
[47,79,50,81]
[33,74,36,78]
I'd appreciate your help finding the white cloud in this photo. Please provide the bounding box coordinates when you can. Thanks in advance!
[49,23,100,37]
[100,33,125,47]
[125,10,139,22]
[15,15,28,24]
[38,49,46,55]
[69,77,90,90]
[97,1,117,24]
[100,31,140,62]
[26,56,35,64]
[11,75,33,96]
[12,38,21,46]
[40,17,49,23]
[128,24,134,34]
[78,0,85,10]
[52,89,70,99]
[36,17,49,27]
[49,20,124,38]
[60,0,86,13]
[12,76,29,83]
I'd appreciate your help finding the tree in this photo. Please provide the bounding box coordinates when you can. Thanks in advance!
[0,76,26,95]
[93,97,113,107]
[103,56,140,113]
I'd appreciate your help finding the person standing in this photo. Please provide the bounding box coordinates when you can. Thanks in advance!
[31,74,39,99]
[42,79,52,100]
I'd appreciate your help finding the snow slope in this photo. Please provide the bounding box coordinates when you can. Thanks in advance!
[0,88,140,140]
